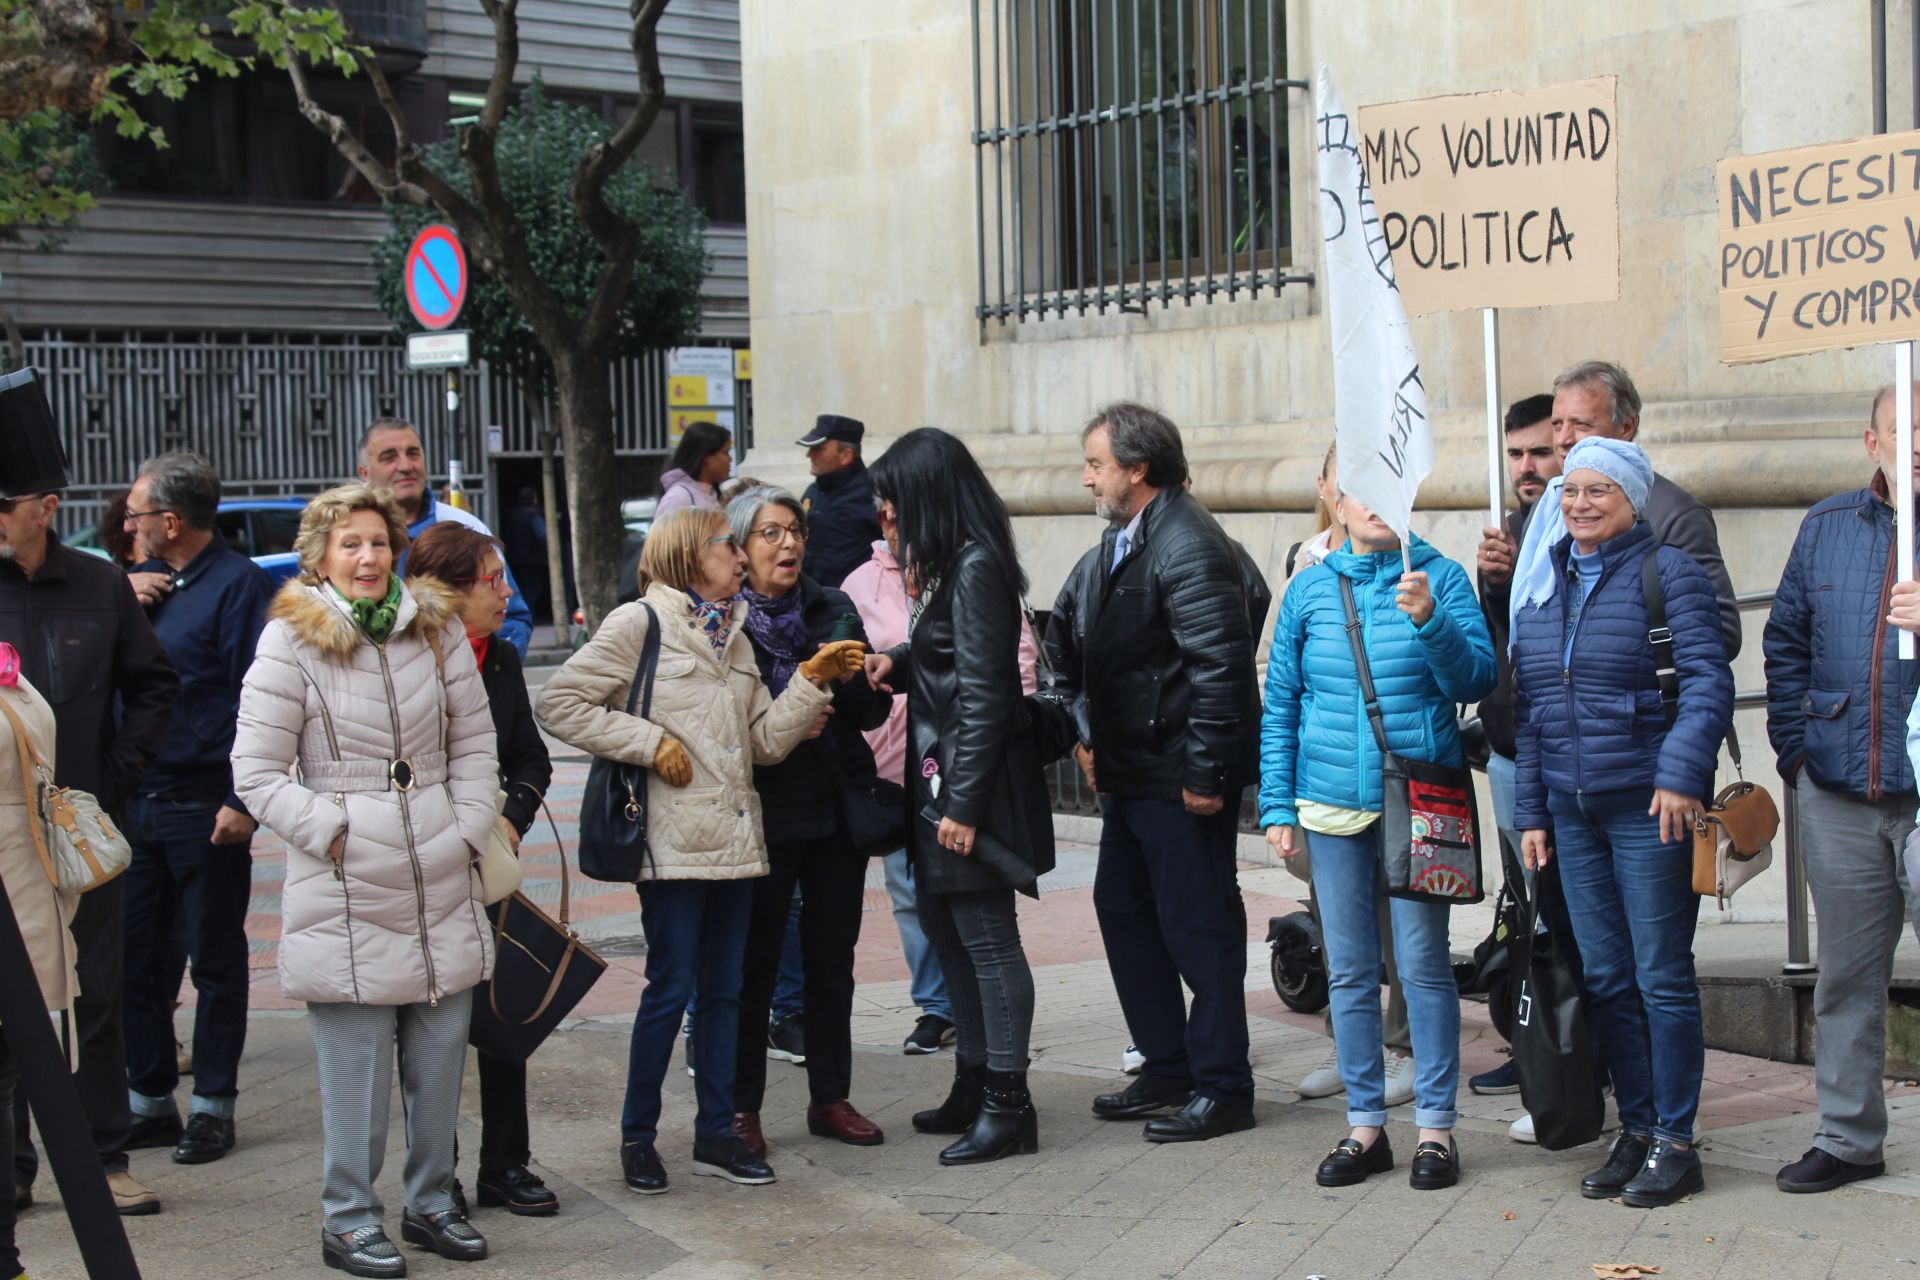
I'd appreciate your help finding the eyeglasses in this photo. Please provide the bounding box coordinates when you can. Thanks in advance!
[1560,483,1622,503]
[454,571,507,590]
[121,506,174,523]
[706,535,739,550]
[0,493,50,516]
[750,523,807,546]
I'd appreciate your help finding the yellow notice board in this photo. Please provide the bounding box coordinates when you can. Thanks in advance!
[1356,76,1620,315]
[1716,127,1920,363]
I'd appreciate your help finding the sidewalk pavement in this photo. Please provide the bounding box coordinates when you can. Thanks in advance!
[24,760,1919,1279]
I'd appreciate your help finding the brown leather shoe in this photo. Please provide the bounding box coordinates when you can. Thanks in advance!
[806,1099,884,1146]
[732,1111,767,1158]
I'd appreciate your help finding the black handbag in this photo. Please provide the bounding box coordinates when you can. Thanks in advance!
[1508,861,1605,1150]
[469,805,609,1064]
[577,603,660,883]
[1338,579,1485,905]
[829,754,907,857]
[1022,601,1080,765]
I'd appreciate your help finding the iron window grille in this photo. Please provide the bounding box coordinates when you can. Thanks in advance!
[971,0,1314,324]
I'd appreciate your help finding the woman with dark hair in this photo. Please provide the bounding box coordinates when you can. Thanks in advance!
[723,485,892,1155]
[404,521,558,1217]
[864,427,1058,1166]
[656,423,733,516]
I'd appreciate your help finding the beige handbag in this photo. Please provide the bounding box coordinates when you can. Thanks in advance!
[478,792,524,905]
[0,695,130,894]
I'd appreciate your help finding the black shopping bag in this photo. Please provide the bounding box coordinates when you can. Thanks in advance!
[1508,862,1604,1151]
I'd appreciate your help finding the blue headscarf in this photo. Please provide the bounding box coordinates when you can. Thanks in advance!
[1508,437,1655,639]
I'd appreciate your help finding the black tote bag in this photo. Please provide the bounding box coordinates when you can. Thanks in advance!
[578,604,660,883]
[470,805,609,1064]
[1508,868,1605,1151]
[1337,579,1485,905]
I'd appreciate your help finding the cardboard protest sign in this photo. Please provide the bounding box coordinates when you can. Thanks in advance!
[1356,76,1620,315]
[1716,128,1920,363]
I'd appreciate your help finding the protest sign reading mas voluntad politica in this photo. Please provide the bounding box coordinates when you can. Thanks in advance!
[1717,127,1920,363]
[1356,76,1620,315]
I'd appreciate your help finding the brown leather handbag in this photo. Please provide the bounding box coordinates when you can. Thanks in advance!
[1689,730,1780,909]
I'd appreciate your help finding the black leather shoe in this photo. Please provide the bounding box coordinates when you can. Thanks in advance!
[1620,1139,1705,1208]
[400,1207,487,1261]
[914,1062,986,1134]
[321,1225,406,1278]
[1091,1073,1193,1119]
[172,1113,235,1165]
[127,1112,183,1151]
[1408,1138,1460,1190]
[476,1164,559,1215]
[691,1134,776,1185]
[1143,1094,1255,1143]
[1776,1146,1885,1194]
[621,1142,668,1195]
[1581,1133,1653,1199]
[939,1069,1038,1166]
[1317,1134,1394,1186]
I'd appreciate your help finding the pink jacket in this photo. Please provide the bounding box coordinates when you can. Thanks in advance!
[655,469,720,517]
[841,539,1039,786]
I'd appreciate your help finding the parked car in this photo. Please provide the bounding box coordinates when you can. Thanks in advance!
[70,497,306,585]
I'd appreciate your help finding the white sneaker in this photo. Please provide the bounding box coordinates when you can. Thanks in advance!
[1509,1111,1537,1144]
[1382,1050,1415,1107]
[1509,1094,1624,1145]
[1297,1048,1345,1099]
[1121,1043,1145,1075]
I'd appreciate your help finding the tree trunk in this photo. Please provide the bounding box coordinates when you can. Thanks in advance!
[553,349,625,632]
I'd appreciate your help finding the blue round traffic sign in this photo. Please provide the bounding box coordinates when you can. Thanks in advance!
[404,225,467,331]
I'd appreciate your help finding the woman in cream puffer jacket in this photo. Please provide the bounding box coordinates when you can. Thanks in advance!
[536,506,864,1196]
[232,484,498,1276]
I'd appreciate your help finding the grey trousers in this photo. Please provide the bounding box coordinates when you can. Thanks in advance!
[1797,776,1920,1163]
[307,988,472,1234]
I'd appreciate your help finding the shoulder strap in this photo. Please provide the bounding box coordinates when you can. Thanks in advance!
[1285,541,1303,577]
[630,603,661,718]
[1642,548,1742,771]
[424,625,451,754]
[0,696,57,889]
[1337,577,1391,756]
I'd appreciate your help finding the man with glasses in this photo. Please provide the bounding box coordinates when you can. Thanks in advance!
[120,451,273,1168]
[0,370,179,1216]
[795,416,882,589]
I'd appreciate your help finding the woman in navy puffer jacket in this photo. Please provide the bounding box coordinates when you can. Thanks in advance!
[1260,494,1495,1192]
[1511,437,1733,1210]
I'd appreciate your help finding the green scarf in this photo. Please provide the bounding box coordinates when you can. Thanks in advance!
[331,574,403,645]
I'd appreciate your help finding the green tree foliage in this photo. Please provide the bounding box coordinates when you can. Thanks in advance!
[0,106,100,245]
[368,81,708,394]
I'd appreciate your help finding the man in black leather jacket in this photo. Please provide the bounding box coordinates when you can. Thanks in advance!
[1061,402,1262,1144]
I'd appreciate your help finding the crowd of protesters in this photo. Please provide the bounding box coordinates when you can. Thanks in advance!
[0,358,1914,1277]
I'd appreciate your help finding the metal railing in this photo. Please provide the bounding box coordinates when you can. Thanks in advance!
[970,0,1315,323]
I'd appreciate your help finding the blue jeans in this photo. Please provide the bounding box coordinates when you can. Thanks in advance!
[771,890,806,1023]
[623,879,753,1146]
[883,849,951,1021]
[1546,786,1702,1144]
[122,791,252,1118]
[1306,826,1459,1130]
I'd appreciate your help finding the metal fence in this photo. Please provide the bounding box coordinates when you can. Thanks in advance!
[20,330,747,536]
[970,0,1314,323]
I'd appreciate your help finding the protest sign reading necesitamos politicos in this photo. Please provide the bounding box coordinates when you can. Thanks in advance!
[1717,128,1920,363]
[1356,76,1620,316]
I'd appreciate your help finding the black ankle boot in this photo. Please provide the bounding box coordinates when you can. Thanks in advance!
[939,1069,1038,1166]
[914,1062,987,1135]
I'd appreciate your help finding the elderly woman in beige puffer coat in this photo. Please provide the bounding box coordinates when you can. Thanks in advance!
[537,506,866,1198]
[233,483,498,1279]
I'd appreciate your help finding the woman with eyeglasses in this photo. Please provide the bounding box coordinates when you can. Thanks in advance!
[536,508,866,1195]
[404,521,557,1217]
[722,486,893,1156]
[1510,437,1733,1208]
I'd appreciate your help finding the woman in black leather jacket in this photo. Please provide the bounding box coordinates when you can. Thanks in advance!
[865,428,1054,1166]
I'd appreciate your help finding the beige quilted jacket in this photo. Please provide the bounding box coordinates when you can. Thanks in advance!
[0,677,79,1014]
[536,583,829,881]
[233,577,498,1006]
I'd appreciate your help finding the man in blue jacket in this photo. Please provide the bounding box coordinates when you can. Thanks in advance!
[1763,382,1920,1194]
[355,418,532,655]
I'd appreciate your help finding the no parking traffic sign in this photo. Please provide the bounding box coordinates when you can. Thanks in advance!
[404,224,468,331]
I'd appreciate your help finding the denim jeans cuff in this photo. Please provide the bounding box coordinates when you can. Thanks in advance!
[1412,1108,1458,1130]
[128,1090,178,1120]
[1652,1124,1697,1146]
[189,1094,237,1120]
[1346,1107,1390,1128]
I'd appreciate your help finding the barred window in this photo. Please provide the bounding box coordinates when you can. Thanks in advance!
[970,1,1312,323]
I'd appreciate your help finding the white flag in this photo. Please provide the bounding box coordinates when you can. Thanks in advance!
[1315,65,1433,544]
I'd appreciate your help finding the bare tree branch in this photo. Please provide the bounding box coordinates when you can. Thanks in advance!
[282,44,430,204]
[572,0,669,348]
[474,0,520,133]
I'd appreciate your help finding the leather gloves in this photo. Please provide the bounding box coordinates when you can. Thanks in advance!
[653,735,693,787]
[798,639,868,687]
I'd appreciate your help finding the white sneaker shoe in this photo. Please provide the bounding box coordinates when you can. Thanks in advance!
[1297,1048,1345,1099]
[1509,1093,1623,1145]
[1509,1111,1536,1144]
[1121,1043,1145,1075]
[1382,1050,1415,1107]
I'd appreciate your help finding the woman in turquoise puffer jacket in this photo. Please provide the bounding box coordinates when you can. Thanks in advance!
[1259,492,1495,1193]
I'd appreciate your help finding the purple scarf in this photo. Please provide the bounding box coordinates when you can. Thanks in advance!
[740,584,810,693]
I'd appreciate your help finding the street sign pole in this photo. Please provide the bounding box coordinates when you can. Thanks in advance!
[1900,341,1914,660]
[1483,307,1502,529]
